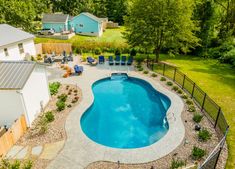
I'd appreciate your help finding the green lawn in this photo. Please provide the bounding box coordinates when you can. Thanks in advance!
[34,27,127,44]
[158,54,235,169]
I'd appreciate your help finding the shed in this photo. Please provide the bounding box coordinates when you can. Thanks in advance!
[0,61,50,127]
[42,14,69,33]
[70,12,103,37]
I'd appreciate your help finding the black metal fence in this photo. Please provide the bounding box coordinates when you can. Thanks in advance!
[147,61,229,168]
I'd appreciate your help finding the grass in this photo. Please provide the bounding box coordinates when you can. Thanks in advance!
[34,27,127,44]
[157,54,235,169]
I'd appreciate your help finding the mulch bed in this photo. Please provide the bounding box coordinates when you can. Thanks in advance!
[86,71,228,169]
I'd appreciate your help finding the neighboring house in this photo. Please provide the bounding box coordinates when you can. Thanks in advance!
[0,61,50,127]
[70,12,103,37]
[0,24,36,61]
[42,13,69,33]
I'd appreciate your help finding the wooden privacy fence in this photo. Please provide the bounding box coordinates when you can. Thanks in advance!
[35,43,72,55]
[0,115,27,157]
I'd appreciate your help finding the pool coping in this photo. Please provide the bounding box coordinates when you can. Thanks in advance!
[46,65,185,169]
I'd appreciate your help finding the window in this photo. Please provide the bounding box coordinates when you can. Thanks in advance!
[4,48,9,57]
[18,43,24,54]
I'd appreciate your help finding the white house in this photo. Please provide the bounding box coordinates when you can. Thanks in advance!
[0,24,36,61]
[0,61,50,127]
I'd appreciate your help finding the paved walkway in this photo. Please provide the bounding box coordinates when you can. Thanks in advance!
[6,140,65,161]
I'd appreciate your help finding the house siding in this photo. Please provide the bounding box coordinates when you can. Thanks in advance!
[43,23,67,33]
[70,14,102,36]
[0,39,36,61]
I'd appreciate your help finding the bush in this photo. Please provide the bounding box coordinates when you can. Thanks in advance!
[172,85,179,91]
[160,77,166,81]
[198,129,212,141]
[0,159,33,169]
[94,48,102,55]
[56,101,66,111]
[130,48,137,56]
[45,111,54,122]
[188,105,196,112]
[151,73,157,77]
[115,49,121,56]
[220,48,235,66]
[135,55,145,64]
[37,116,48,134]
[143,70,149,74]
[166,81,173,86]
[49,82,61,95]
[186,99,193,105]
[177,89,183,94]
[193,113,203,123]
[181,94,188,99]
[138,67,144,71]
[192,146,206,160]
[136,64,142,69]
[57,94,68,102]
[170,158,186,169]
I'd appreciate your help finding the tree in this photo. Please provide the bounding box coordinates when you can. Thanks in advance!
[124,0,199,62]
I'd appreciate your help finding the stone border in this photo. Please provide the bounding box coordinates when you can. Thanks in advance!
[46,65,185,169]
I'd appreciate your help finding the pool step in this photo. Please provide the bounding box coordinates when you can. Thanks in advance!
[110,73,128,80]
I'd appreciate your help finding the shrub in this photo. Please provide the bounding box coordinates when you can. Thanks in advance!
[57,94,68,102]
[193,113,203,123]
[151,73,157,77]
[181,94,188,99]
[138,67,144,71]
[188,105,196,112]
[136,64,142,69]
[94,48,102,55]
[67,104,72,108]
[160,77,166,81]
[130,48,137,56]
[56,101,66,111]
[143,70,149,74]
[186,99,193,105]
[198,129,212,141]
[37,116,48,134]
[135,55,145,64]
[166,81,173,86]
[45,111,54,122]
[192,146,206,160]
[115,49,121,56]
[49,82,61,95]
[172,85,179,91]
[177,89,183,94]
[170,158,186,169]
[23,160,33,169]
[0,159,33,169]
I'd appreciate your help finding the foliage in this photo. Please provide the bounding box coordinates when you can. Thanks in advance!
[49,82,61,95]
[166,81,173,86]
[57,94,68,102]
[45,111,54,123]
[198,129,212,141]
[186,99,193,105]
[188,105,196,112]
[181,94,188,99]
[0,159,33,169]
[94,48,102,55]
[124,0,199,62]
[151,73,157,77]
[172,86,179,91]
[170,158,186,169]
[130,48,137,57]
[56,100,66,112]
[115,49,121,56]
[135,55,145,64]
[177,89,183,94]
[138,67,143,71]
[143,70,149,74]
[192,146,206,160]
[160,77,166,81]
[37,116,48,134]
[193,113,203,123]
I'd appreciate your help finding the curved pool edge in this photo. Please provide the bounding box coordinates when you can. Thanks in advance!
[46,68,185,169]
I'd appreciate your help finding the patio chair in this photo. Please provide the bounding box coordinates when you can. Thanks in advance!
[109,56,114,65]
[115,55,120,65]
[99,55,105,64]
[121,56,126,65]
[87,57,97,65]
[74,65,84,74]
[127,56,133,65]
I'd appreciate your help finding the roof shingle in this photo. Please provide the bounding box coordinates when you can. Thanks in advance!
[42,13,69,23]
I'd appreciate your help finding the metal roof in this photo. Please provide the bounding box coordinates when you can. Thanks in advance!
[0,24,34,47]
[0,61,36,90]
[42,13,69,23]
[82,12,102,23]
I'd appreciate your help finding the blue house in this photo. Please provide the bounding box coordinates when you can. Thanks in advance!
[42,14,69,33]
[70,12,103,37]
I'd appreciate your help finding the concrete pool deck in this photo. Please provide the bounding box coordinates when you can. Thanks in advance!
[46,62,185,169]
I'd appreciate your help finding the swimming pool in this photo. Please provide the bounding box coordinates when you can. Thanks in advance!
[81,74,171,149]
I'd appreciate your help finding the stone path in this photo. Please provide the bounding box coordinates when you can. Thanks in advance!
[5,140,65,161]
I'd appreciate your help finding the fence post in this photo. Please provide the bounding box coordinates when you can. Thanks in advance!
[163,64,166,76]
[201,93,207,111]
[214,107,221,128]
[182,75,186,89]
[173,68,176,81]
[191,83,196,98]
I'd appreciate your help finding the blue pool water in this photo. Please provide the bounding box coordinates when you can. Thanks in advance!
[81,75,171,149]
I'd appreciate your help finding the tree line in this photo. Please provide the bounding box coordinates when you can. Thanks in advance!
[0,0,234,66]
